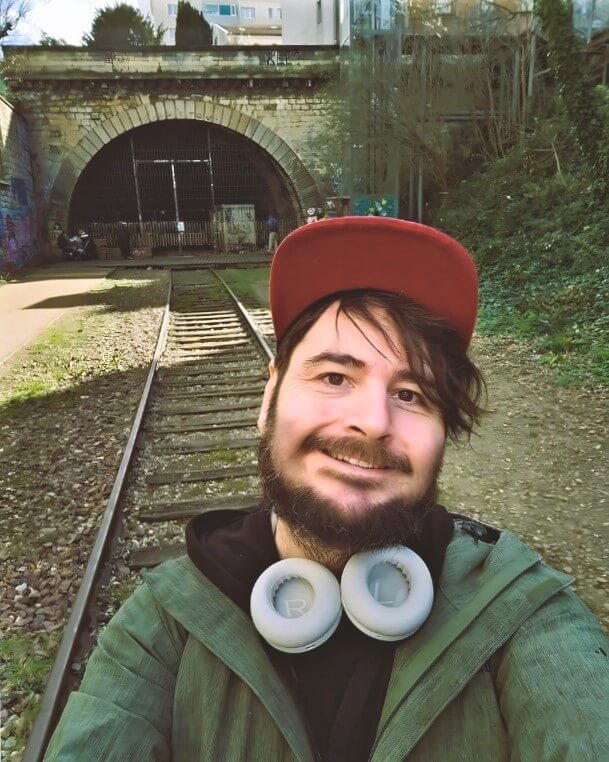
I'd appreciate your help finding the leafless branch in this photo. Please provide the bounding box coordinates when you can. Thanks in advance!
[551,134,568,186]
[0,0,30,41]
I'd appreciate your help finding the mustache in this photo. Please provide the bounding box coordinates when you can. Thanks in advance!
[298,435,412,473]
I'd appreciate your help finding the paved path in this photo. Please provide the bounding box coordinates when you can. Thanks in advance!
[0,264,109,367]
[0,252,272,368]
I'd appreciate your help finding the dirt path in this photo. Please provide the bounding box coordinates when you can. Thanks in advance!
[442,334,609,632]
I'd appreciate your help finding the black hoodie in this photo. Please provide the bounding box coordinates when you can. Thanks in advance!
[185,506,453,761]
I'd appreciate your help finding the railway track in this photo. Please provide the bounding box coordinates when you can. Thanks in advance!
[24,266,274,761]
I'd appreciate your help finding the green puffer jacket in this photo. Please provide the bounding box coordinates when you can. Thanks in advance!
[45,520,609,761]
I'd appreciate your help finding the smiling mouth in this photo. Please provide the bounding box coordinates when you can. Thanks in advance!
[322,451,390,471]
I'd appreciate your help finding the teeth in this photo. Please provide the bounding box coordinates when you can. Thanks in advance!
[333,454,377,469]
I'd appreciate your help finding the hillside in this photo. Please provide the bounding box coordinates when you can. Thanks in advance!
[430,117,609,387]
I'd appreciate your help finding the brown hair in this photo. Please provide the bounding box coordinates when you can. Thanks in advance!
[274,290,486,442]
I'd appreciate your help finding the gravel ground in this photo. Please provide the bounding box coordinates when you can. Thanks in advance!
[1,268,607,758]
[0,269,168,758]
[442,334,609,633]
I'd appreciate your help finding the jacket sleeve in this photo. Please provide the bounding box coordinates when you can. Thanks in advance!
[44,581,187,761]
[491,586,609,761]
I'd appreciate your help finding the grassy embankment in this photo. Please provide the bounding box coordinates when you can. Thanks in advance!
[430,118,609,387]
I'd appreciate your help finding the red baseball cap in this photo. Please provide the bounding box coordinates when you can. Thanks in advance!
[270,216,478,347]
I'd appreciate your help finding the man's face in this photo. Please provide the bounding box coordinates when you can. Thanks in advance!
[258,302,446,551]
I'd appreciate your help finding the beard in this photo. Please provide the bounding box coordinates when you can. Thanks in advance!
[258,411,443,562]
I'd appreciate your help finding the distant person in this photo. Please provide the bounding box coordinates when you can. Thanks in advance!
[56,229,69,254]
[116,221,131,259]
[306,207,319,224]
[267,213,279,254]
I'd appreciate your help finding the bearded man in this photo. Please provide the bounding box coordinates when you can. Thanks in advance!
[45,218,609,761]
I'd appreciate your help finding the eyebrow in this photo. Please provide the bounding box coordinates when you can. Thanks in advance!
[303,352,422,385]
[393,368,422,385]
[303,352,366,370]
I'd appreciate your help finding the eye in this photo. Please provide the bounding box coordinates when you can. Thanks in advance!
[325,373,346,386]
[395,388,422,405]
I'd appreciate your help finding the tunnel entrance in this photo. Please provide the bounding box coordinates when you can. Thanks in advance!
[70,119,299,253]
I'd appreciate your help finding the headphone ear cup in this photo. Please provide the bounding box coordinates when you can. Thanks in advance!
[250,558,342,653]
[340,547,434,641]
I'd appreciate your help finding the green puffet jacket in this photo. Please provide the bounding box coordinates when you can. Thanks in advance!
[45,520,609,761]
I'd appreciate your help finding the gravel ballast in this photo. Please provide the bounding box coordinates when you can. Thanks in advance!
[0,269,168,758]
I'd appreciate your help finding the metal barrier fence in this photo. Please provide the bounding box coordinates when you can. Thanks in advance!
[84,220,294,252]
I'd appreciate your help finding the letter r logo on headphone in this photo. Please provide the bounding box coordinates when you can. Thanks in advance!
[250,547,434,653]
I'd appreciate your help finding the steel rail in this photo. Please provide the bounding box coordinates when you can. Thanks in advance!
[23,271,174,762]
[209,269,275,364]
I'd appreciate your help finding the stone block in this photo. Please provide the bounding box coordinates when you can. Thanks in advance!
[251,122,269,145]
[108,114,126,137]
[228,109,242,132]
[91,125,113,148]
[153,101,167,122]
[135,105,152,129]
[103,120,119,140]
[211,104,227,126]
[117,111,133,133]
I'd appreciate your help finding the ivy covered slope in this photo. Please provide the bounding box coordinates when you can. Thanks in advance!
[431,116,609,386]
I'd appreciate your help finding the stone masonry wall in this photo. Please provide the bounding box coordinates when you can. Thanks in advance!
[3,48,338,257]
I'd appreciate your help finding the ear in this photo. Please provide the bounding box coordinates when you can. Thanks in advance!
[257,361,278,434]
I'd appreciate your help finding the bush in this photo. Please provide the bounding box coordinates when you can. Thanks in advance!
[431,117,609,386]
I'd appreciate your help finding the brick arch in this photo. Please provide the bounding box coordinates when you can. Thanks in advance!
[49,98,322,224]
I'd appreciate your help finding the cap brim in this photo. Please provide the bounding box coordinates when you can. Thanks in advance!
[270,217,478,347]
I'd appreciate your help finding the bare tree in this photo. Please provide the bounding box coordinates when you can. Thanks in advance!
[0,0,30,41]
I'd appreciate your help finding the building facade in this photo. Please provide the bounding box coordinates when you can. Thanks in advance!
[282,0,340,46]
[138,0,283,45]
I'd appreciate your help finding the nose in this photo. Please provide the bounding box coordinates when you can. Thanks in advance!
[344,383,392,440]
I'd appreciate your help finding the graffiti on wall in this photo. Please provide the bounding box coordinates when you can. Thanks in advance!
[0,175,36,270]
[352,195,398,218]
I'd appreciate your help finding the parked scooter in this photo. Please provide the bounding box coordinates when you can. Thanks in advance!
[58,229,95,261]
[78,230,96,259]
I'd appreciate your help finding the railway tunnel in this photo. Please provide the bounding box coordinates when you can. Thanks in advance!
[69,119,301,254]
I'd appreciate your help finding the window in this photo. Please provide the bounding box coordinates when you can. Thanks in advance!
[240,6,256,19]
[433,0,453,12]
[167,3,178,15]
[204,4,237,15]
[166,27,176,42]
[267,7,281,20]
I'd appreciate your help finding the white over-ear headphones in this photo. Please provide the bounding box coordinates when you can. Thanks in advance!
[250,547,434,653]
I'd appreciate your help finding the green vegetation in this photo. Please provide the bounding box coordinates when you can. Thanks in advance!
[0,631,62,753]
[221,267,269,307]
[104,577,139,609]
[39,32,68,46]
[535,0,609,188]
[83,3,164,48]
[0,321,121,413]
[431,116,609,386]
[175,1,212,48]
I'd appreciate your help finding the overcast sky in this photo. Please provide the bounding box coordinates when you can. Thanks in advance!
[5,0,142,46]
